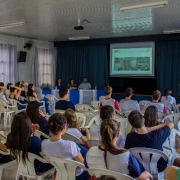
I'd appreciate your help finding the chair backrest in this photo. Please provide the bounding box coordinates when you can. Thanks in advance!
[26,96,40,102]
[139,100,151,106]
[163,113,180,129]
[8,99,20,113]
[129,147,168,175]
[19,96,26,102]
[0,131,7,143]
[158,111,166,123]
[55,109,65,114]
[0,99,6,111]
[75,112,86,128]
[89,168,135,180]
[62,132,84,145]
[34,130,50,139]
[84,114,101,128]
[99,96,106,102]
[17,152,48,178]
[45,94,56,105]
[75,104,96,113]
[113,117,132,137]
[91,100,100,111]
[139,104,146,114]
[120,110,133,118]
[45,156,87,180]
[87,139,100,147]
[161,102,176,113]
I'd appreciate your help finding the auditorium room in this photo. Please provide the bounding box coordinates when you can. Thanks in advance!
[0,0,180,179]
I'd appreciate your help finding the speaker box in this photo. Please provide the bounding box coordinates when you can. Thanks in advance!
[19,51,27,62]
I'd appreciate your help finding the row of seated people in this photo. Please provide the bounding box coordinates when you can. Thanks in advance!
[0,102,178,179]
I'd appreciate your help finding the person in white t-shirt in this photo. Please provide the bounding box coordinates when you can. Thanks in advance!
[120,87,140,112]
[63,108,90,145]
[42,113,91,180]
[89,105,125,148]
[86,120,152,180]
[147,90,166,114]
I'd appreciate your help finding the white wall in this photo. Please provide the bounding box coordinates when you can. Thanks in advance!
[0,34,54,83]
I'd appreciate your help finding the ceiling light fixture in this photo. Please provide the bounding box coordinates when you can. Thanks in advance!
[120,1,168,11]
[163,29,180,34]
[68,36,90,40]
[0,22,25,29]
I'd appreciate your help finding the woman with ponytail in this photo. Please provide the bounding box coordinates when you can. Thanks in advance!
[86,120,152,180]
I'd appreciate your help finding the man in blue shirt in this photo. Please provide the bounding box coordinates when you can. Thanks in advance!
[78,77,91,90]
[125,110,174,172]
[55,88,75,111]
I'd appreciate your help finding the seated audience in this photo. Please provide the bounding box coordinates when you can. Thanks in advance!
[78,77,91,90]
[6,83,12,96]
[19,82,27,98]
[164,166,180,180]
[42,113,91,180]
[27,84,39,100]
[26,101,49,138]
[86,120,152,180]
[9,85,22,100]
[89,105,125,148]
[55,78,64,90]
[0,82,10,104]
[161,88,176,107]
[99,86,120,111]
[147,90,166,114]
[120,87,140,111]
[64,108,90,145]
[6,112,53,172]
[125,110,174,172]
[67,79,77,90]
[144,105,159,127]
[55,88,75,111]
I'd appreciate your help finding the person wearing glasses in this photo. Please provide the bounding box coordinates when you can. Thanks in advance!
[55,88,75,111]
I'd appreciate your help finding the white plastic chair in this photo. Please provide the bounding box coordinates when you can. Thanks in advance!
[163,113,180,130]
[45,94,59,114]
[16,152,55,180]
[75,112,86,128]
[120,110,133,118]
[84,114,101,128]
[62,132,84,145]
[158,111,166,123]
[91,100,100,111]
[0,131,7,144]
[0,149,16,180]
[87,139,100,147]
[44,156,87,180]
[19,96,27,102]
[89,168,134,180]
[99,96,106,102]
[113,108,122,117]
[27,96,46,114]
[161,102,177,113]
[129,147,168,180]
[55,109,65,114]
[81,111,96,127]
[8,98,27,113]
[34,130,49,139]
[0,99,15,127]
[75,104,98,113]
[139,100,151,106]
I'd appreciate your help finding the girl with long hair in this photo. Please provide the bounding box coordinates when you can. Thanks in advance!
[63,108,90,145]
[42,113,91,180]
[67,79,77,90]
[55,78,64,90]
[144,105,159,127]
[6,112,52,172]
[26,101,49,137]
[27,84,39,100]
[86,119,152,180]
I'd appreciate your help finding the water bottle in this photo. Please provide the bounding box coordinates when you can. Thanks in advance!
[95,85,97,90]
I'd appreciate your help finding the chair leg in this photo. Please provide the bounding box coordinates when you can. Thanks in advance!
[0,167,3,180]
[3,113,7,127]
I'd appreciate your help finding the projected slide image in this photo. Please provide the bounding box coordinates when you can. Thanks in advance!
[114,57,150,71]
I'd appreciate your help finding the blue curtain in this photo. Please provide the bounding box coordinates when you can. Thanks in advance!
[56,45,109,89]
[156,41,180,96]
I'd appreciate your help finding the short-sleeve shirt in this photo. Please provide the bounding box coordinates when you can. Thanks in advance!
[42,139,83,176]
[78,83,91,90]
[161,95,176,105]
[100,98,120,111]
[125,126,171,172]
[86,146,145,178]
[120,100,140,111]
[55,100,75,111]
[66,128,83,139]
[147,102,166,114]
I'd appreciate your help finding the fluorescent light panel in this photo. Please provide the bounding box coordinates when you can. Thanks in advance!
[120,1,168,11]
[164,29,180,34]
[0,22,25,29]
[68,36,90,40]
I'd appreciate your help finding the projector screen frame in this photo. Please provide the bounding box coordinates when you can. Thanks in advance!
[110,42,155,77]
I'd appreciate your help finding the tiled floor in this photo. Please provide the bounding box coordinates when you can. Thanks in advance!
[0,115,54,180]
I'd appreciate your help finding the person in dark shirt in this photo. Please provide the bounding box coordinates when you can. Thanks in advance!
[125,110,174,172]
[55,88,75,111]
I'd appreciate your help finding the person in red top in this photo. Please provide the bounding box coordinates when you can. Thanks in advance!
[99,86,120,111]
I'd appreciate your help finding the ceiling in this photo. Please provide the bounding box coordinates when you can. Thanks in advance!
[0,0,179,42]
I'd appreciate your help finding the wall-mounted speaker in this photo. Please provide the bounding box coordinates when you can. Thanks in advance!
[18,51,27,62]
